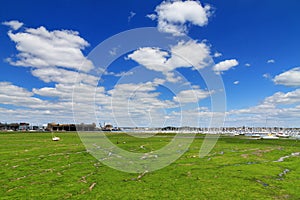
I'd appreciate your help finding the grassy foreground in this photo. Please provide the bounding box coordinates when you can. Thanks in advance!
[0,132,299,199]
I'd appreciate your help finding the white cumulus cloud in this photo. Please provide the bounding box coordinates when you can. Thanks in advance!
[173,88,211,104]
[273,67,300,87]
[168,40,211,69]
[264,89,300,105]
[127,47,169,72]
[105,82,175,127]
[213,59,239,74]
[227,88,300,127]
[0,82,48,109]
[31,67,98,86]
[148,0,212,36]
[7,25,94,72]
[127,40,211,75]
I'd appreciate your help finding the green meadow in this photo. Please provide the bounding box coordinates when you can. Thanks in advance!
[0,132,299,199]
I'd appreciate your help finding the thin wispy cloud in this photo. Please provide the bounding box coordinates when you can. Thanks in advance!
[128,11,136,22]
[214,52,222,58]
[263,73,271,80]
[267,59,275,64]
[2,20,23,30]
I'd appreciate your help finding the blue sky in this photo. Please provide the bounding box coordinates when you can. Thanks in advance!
[1,0,300,127]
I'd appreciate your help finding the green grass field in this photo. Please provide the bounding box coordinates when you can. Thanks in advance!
[0,132,299,199]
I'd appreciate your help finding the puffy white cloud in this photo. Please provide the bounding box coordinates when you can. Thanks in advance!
[173,88,210,104]
[0,82,55,108]
[31,67,98,85]
[245,63,251,67]
[0,82,43,108]
[153,78,166,85]
[213,59,239,74]
[0,82,74,118]
[33,84,77,101]
[0,82,69,112]
[104,82,176,127]
[108,82,157,96]
[7,25,94,72]
[0,23,113,124]
[0,20,235,127]
[264,89,300,105]
[167,40,211,69]
[127,40,211,75]
[157,20,188,36]
[228,87,300,119]
[149,0,211,36]
[273,67,300,86]
[233,81,239,85]
[33,85,65,98]
[0,81,108,124]
[164,72,182,83]
[0,82,32,97]
[227,88,300,127]
[127,47,169,72]
[34,83,107,109]
[0,23,108,124]
[2,20,23,30]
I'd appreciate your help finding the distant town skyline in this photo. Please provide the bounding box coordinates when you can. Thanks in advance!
[1,0,300,127]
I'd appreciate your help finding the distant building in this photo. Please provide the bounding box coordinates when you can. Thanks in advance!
[46,122,96,131]
[102,124,113,131]
[19,123,30,131]
[76,123,97,131]
[46,123,77,131]
[0,122,30,131]
[99,123,121,131]
[0,123,19,131]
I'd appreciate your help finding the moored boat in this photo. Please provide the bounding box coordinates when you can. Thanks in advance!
[276,132,290,138]
[261,133,279,140]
